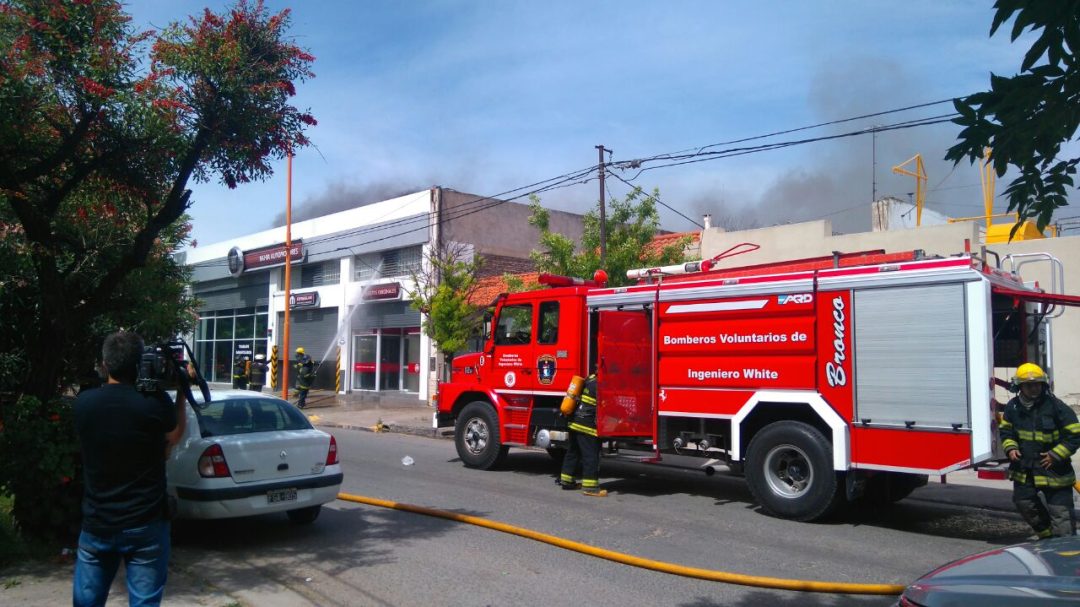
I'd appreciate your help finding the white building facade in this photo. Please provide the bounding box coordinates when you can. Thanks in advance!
[180,187,585,401]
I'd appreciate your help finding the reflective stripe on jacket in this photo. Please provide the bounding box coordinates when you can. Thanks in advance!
[570,374,598,435]
[1000,391,1080,488]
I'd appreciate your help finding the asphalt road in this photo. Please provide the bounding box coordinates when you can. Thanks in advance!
[154,427,1032,607]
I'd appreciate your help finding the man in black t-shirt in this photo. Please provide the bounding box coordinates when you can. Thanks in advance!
[73,331,187,607]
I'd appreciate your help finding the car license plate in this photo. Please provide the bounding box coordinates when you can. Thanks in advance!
[267,488,297,504]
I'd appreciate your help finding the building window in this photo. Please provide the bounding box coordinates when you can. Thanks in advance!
[383,246,422,277]
[353,252,380,281]
[301,260,340,288]
[354,246,422,281]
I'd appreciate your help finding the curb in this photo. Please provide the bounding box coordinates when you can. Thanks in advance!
[316,420,445,440]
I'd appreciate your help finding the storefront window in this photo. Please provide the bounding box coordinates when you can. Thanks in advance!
[255,313,268,341]
[195,308,270,383]
[352,329,420,393]
[215,316,234,340]
[353,334,377,390]
[234,314,254,339]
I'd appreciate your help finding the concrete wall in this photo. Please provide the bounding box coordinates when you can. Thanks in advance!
[700,220,1080,405]
[701,219,982,266]
[440,188,584,259]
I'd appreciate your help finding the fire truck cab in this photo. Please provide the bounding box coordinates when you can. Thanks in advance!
[434,247,1077,521]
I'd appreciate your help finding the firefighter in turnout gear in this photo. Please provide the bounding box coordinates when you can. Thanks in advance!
[248,354,268,393]
[232,356,248,390]
[295,347,314,409]
[999,363,1080,539]
[559,373,606,497]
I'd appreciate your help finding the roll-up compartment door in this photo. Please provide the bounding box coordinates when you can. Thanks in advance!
[854,284,969,429]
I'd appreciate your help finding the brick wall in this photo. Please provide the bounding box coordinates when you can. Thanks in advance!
[478,254,535,278]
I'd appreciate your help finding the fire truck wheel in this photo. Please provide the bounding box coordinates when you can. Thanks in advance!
[745,421,842,522]
[455,401,509,470]
[546,447,566,465]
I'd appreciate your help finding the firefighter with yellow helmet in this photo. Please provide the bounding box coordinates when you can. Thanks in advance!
[999,363,1080,539]
[294,347,314,409]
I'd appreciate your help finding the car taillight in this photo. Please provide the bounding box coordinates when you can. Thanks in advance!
[326,435,339,466]
[197,444,230,478]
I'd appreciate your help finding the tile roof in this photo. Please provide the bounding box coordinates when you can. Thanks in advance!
[645,231,699,256]
[464,232,700,305]
[468,272,541,306]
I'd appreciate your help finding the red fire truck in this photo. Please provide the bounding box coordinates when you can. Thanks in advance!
[433,246,1078,520]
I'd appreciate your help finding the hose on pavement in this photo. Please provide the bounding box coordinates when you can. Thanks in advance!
[336,492,905,596]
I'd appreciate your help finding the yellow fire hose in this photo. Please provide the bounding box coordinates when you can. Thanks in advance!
[337,492,905,595]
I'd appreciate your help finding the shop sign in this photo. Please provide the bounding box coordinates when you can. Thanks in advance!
[228,240,306,276]
[362,282,401,301]
[235,343,252,358]
[289,292,319,309]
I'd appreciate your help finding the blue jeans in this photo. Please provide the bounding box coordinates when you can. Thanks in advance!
[73,519,170,607]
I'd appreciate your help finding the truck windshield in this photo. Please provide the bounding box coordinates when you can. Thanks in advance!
[495,304,532,345]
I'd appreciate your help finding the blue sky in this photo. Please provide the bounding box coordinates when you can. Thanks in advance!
[124,1,1056,246]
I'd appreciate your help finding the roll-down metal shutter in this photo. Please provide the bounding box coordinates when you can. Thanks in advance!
[854,283,969,429]
[276,308,340,362]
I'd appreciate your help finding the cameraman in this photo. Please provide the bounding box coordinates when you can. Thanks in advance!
[73,331,187,606]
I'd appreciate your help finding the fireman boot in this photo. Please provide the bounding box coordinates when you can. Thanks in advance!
[559,473,580,490]
[581,479,607,497]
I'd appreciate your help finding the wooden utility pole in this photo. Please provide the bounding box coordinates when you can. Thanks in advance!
[596,145,608,268]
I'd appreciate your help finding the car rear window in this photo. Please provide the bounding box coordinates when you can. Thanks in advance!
[195,397,313,437]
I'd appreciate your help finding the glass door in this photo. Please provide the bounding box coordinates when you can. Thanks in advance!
[380,333,402,390]
[404,332,421,392]
[353,334,377,390]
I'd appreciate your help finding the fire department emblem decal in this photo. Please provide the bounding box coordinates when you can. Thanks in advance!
[536,355,557,385]
[504,371,516,387]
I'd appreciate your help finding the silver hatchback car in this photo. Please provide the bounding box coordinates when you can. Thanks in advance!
[167,390,343,524]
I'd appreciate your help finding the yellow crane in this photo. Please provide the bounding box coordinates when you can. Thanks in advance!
[891,154,927,226]
[947,148,1056,242]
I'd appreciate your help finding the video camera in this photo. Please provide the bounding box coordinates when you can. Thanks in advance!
[135,338,212,405]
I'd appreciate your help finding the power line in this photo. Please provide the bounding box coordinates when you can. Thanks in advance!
[193,98,968,267]
[608,172,704,229]
[616,114,958,181]
[631,98,958,164]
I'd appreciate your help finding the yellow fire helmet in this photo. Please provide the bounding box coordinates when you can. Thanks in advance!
[296,347,305,355]
[1013,362,1049,385]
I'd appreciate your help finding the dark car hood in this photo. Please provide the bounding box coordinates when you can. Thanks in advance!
[903,536,1080,606]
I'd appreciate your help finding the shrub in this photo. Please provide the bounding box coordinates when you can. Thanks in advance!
[0,396,82,541]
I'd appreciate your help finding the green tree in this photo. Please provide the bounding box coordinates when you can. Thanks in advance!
[528,187,690,287]
[0,0,315,402]
[408,243,485,359]
[0,0,315,538]
[946,1,1080,229]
